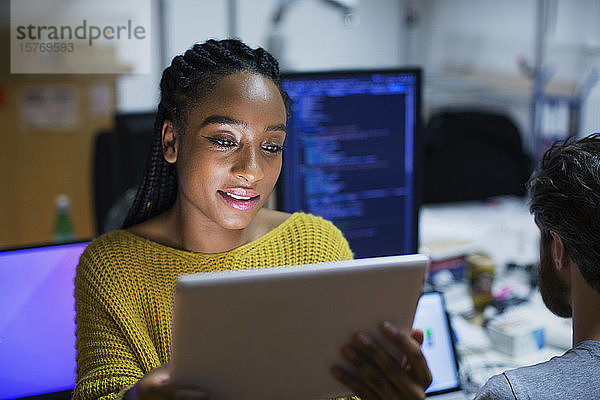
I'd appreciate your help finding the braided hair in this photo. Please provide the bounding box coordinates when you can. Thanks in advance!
[122,39,290,229]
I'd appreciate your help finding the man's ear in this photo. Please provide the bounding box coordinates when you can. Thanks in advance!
[550,230,570,272]
[162,120,179,163]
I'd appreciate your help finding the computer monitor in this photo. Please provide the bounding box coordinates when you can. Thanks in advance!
[279,69,421,258]
[0,241,89,400]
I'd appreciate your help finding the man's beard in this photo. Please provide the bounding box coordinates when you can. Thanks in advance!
[538,239,573,318]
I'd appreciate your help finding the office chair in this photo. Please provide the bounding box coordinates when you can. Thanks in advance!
[422,110,532,204]
[93,129,123,234]
[93,112,155,234]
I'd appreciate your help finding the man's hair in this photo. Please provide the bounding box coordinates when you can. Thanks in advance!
[528,133,600,293]
[122,39,289,229]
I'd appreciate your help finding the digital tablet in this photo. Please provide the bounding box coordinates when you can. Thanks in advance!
[170,254,429,400]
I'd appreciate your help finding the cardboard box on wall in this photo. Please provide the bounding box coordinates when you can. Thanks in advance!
[0,72,116,248]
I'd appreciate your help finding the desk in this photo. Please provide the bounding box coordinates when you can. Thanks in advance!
[419,196,572,394]
[420,196,540,271]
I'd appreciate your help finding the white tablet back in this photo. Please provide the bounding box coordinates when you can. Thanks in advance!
[170,254,429,400]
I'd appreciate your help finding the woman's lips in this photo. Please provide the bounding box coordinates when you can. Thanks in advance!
[218,189,261,211]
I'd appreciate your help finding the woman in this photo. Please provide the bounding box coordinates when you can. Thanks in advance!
[74,39,430,400]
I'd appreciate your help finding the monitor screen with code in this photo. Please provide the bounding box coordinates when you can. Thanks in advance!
[280,69,421,258]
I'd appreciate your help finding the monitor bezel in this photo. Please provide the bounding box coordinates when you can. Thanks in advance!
[1,239,91,253]
[419,291,463,396]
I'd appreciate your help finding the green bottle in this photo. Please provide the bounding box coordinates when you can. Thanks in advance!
[54,194,74,243]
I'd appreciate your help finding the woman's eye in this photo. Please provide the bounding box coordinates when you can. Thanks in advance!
[203,136,236,148]
[262,144,283,154]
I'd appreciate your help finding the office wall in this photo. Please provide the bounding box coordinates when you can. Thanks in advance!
[411,0,600,147]
[416,0,536,76]
[237,0,404,72]
[551,0,600,137]
[117,0,406,112]
[117,0,600,139]
[414,0,599,85]
[115,0,164,113]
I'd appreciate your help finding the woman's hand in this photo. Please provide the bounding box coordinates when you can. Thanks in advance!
[331,322,432,400]
[126,365,215,400]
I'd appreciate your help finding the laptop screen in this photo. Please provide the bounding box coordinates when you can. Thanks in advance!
[413,291,462,395]
[0,241,89,399]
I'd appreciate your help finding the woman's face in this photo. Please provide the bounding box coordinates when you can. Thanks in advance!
[165,72,287,231]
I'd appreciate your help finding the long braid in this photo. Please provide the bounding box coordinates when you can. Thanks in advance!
[122,39,289,229]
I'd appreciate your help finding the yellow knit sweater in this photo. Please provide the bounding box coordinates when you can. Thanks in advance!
[74,212,353,400]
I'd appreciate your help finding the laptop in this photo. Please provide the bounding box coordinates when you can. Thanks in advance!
[414,291,469,399]
[170,254,429,400]
[0,240,89,400]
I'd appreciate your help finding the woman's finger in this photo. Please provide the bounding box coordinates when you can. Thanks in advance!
[410,328,424,346]
[340,343,401,399]
[380,322,432,389]
[129,366,215,400]
[353,332,429,399]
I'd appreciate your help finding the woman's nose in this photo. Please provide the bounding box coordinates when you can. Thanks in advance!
[232,146,264,183]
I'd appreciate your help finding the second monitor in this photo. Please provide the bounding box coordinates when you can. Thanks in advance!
[280,69,421,258]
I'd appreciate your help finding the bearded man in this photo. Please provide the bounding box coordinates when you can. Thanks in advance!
[474,133,600,399]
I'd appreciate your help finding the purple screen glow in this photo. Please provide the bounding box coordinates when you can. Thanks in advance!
[0,241,89,399]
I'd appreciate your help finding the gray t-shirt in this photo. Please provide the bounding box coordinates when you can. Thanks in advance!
[473,340,600,399]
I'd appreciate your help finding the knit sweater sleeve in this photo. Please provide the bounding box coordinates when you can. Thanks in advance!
[328,220,354,261]
[73,241,154,400]
[286,213,354,263]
